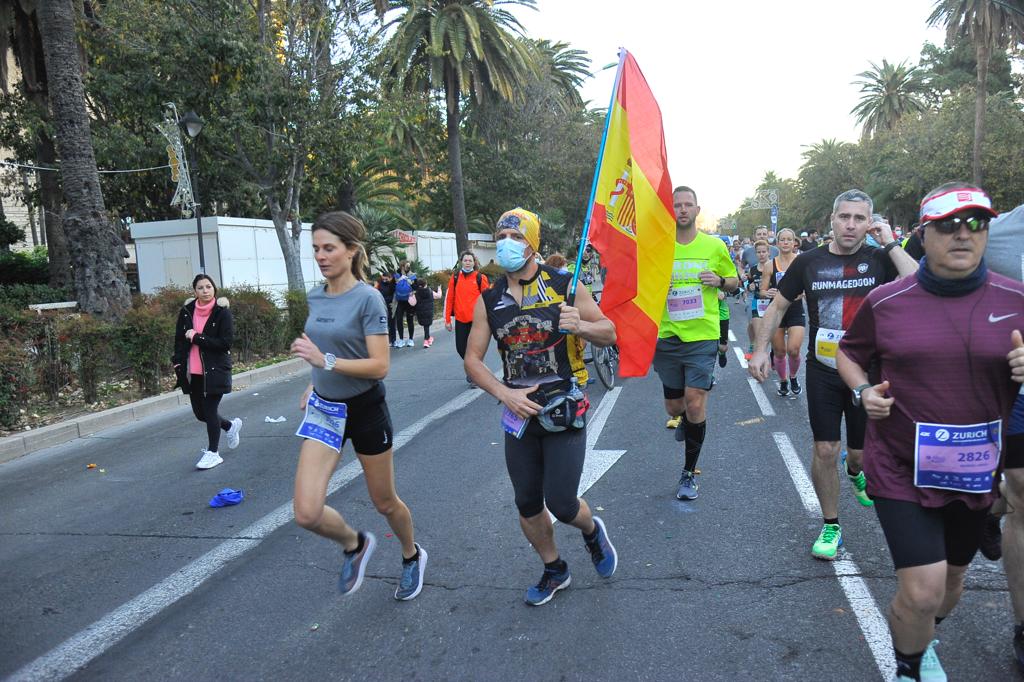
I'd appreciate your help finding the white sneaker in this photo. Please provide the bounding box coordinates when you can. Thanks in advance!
[226,418,243,449]
[397,339,406,347]
[196,449,223,470]
[405,339,414,347]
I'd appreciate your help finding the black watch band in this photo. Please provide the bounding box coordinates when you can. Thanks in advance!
[883,240,900,254]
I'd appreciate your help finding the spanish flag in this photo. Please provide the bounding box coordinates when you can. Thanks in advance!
[587,50,675,377]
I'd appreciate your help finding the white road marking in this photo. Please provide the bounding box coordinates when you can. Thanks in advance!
[727,330,737,342]
[747,377,776,417]
[10,385,492,682]
[733,347,748,369]
[544,387,627,524]
[581,387,627,494]
[771,432,893,681]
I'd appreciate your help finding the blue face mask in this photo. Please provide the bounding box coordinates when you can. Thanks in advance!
[865,233,880,247]
[496,237,528,272]
[462,266,474,274]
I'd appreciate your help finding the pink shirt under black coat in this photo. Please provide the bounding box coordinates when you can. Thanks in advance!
[839,272,1024,510]
[189,298,215,376]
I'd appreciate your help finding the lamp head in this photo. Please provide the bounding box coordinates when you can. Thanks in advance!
[179,110,204,138]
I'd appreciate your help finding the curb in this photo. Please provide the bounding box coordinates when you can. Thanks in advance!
[0,358,308,465]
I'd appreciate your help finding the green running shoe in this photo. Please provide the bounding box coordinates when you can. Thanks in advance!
[848,470,874,507]
[811,523,842,560]
[920,639,947,681]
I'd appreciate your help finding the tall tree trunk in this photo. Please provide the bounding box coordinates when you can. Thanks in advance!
[972,40,989,186]
[445,66,469,254]
[35,132,72,289]
[266,196,306,291]
[21,170,39,246]
[37,0,130,320]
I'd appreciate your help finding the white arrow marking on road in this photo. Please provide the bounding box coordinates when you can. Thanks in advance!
[580,387,626,495]
[9,383,495,682]
[771,432,893,681]
[537,386,626,524]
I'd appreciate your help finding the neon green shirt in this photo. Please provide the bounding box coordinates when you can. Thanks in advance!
[659,232,738,342]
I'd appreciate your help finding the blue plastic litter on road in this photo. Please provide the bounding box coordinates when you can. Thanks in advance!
[209,488,244,507]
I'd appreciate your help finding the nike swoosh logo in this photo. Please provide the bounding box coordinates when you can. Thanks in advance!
[989,313,1019,323]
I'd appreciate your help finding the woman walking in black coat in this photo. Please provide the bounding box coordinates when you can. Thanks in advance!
[172,274,242,470]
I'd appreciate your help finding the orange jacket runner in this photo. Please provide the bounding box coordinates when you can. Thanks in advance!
[444,270,490,325]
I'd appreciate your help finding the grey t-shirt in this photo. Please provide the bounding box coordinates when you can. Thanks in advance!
[305,281,389,400]
[741,244,779,269]
[986,203,1024,282]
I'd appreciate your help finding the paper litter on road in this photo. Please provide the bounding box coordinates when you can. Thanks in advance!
[265,416,287,423]
[735,417,764,426]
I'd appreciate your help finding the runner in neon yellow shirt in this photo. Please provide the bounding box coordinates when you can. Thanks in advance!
[653,186,738,501]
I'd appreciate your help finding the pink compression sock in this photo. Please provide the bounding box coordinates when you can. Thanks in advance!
[773,356,788,380]
[788,355,801,377]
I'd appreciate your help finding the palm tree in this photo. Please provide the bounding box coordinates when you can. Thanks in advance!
[1,0,73,289]
[529,39,590,114]
[37,0,131,321]
[850,59,929,138]
[354,203,408,276]
[374,0,536,254]
[798,139,861,225]
[928,0,1024,184]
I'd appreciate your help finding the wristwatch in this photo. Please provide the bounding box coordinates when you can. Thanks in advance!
[883,240,901,254]
[851,383,871,407]
[323,353,337,372]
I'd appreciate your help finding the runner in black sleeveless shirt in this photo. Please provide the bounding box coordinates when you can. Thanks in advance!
[749,189,918,562]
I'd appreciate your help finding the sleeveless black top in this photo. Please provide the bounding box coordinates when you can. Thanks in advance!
[481,264,588,387]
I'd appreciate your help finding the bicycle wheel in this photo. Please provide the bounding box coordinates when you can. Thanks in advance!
[592,345,615,389]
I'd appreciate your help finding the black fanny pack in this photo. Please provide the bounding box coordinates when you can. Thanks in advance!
[526,379,589,432]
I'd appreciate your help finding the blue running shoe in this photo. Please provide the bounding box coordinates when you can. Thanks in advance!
[525,564,571,606]
[339,531,376,595]
[395,543,427,601]
[585,516,618,578]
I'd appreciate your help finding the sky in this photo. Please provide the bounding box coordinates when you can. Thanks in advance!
[511,0,948,227]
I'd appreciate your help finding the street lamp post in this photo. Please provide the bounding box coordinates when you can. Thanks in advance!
[178,111,206,273]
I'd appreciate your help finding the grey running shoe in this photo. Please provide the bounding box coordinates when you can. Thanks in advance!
[676,470,699,500]
[395,543,427,601]
[339,532,376,595]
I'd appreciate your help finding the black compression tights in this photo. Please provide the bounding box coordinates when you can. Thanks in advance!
[188,375,230,451]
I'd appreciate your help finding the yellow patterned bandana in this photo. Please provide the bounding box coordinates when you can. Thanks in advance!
[497,208,541,252]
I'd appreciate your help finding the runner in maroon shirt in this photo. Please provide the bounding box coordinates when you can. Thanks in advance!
[838,182,1024,682]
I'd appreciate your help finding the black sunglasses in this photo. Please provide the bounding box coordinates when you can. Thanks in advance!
[926,213,990,235]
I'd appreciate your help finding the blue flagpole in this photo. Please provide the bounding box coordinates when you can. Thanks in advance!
[568,48,626,305]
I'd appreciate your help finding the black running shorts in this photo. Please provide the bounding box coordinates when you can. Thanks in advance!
[874,497,989,569]
[805,359,866,448]
[314,383,394,456]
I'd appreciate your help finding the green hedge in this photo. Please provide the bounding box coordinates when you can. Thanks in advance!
[0,285,298,428]
[0,284,71,309]
[0,247,50,285]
